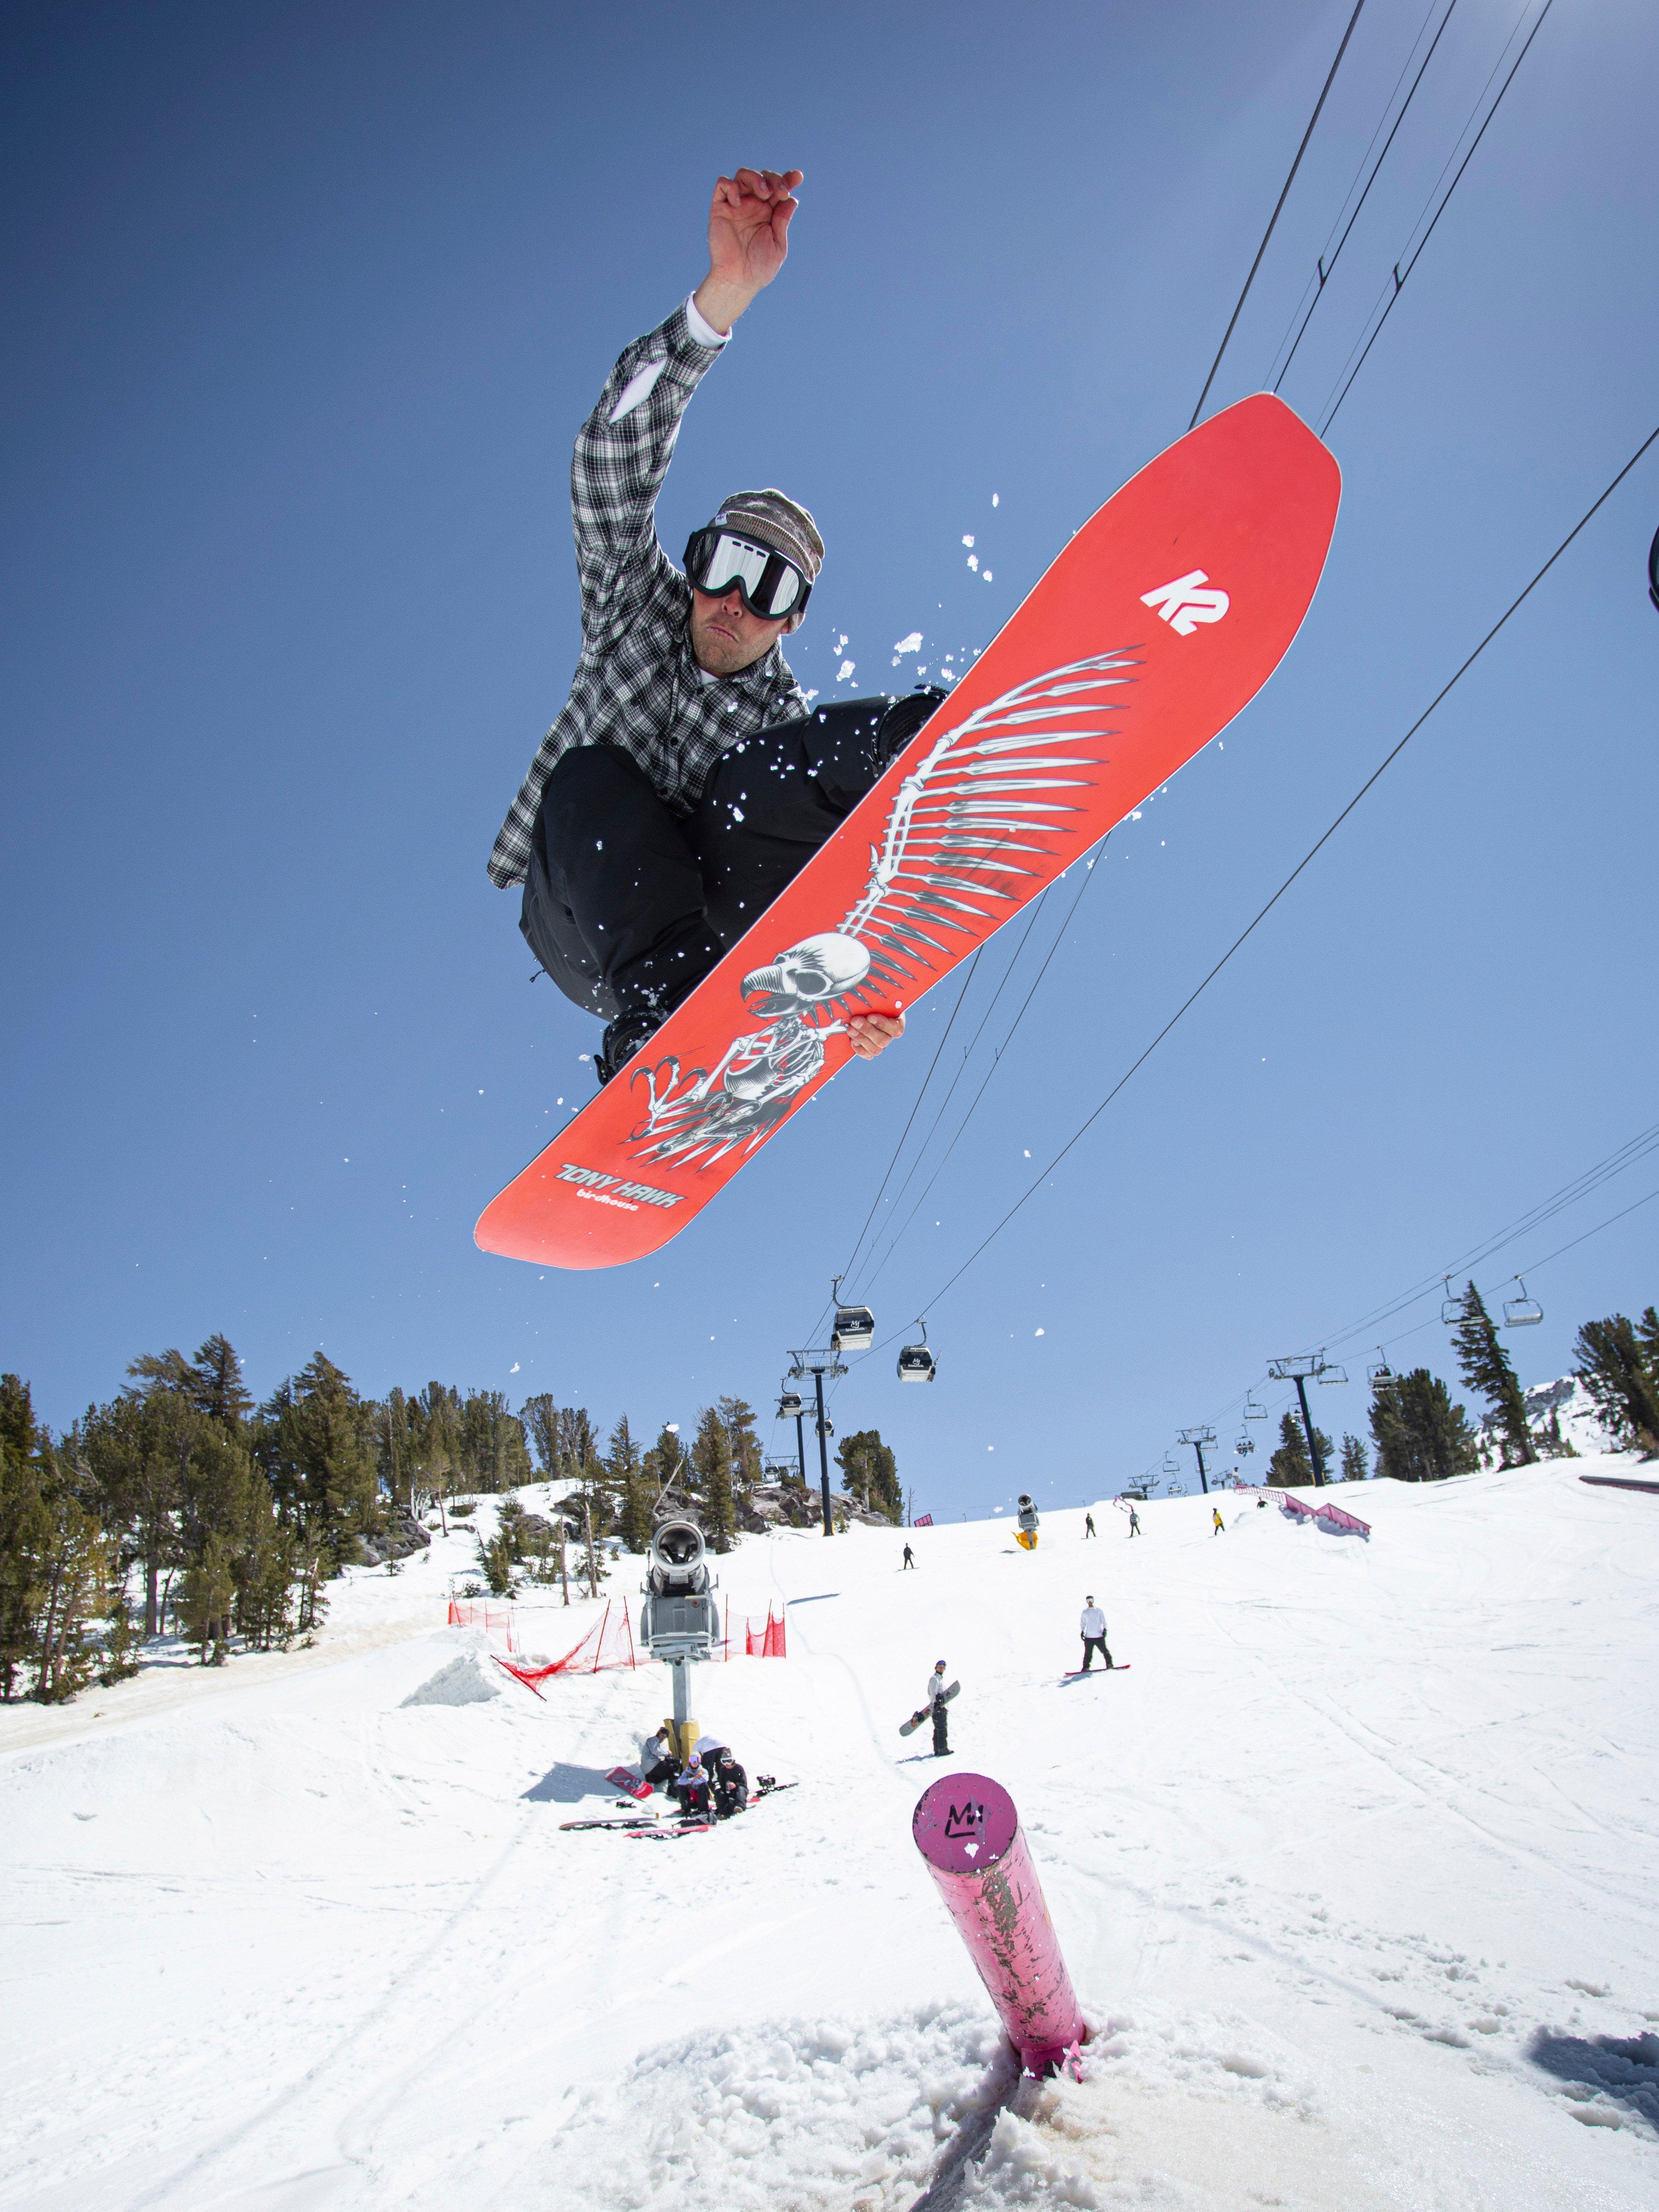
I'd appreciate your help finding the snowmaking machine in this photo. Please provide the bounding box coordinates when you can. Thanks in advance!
[640,1519,720,1760]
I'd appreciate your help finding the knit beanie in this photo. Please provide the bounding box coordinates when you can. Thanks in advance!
[713,489,824,582]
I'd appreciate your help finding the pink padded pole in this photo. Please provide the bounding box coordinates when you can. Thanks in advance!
[912,1772,1085,2074]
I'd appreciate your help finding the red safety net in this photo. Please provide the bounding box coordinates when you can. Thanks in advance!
[446,1598,516,1651]
[721,1604,787,1660]
[492,1600,638,1699]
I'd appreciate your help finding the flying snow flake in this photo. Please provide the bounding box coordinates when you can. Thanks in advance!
[992,492,999,505]
[509,1362,520,1373]
[804,688,820,701]
[962,535,975,548]
[967,555,978,572]
[983,572,993,583]
[1035,1329,1045,1337]
[893,632,923,654]
[1024,1149,1031,1157]
[837,659,855,681]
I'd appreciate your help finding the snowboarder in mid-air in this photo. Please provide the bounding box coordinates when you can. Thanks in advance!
[1079,1597,1112,1672]
[488,165,921,1088]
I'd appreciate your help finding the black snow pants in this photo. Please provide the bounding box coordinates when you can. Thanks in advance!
[931,1700,950,1755]
[1081,1635,1112,1671]
[518,693,940,1022]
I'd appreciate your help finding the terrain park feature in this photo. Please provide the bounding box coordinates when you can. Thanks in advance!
[474,393,1341,1270]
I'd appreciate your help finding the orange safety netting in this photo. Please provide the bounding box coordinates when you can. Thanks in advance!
[492,1600,638,1699]
[723,1603,787,1660]
[446,1598,516,1651]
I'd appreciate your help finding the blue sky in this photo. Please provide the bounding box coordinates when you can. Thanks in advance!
[4,0,1655,1514]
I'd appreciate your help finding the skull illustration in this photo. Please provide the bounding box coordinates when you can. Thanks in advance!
[743,931,870,1006]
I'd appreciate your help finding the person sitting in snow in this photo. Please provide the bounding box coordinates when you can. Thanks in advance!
[641,1721,680,1790]
[670,1752,716,1821]
[488,164,925,1087]
[710,1747,749,1817]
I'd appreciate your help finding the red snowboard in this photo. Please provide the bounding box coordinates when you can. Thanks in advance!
[476,395,1340,1270]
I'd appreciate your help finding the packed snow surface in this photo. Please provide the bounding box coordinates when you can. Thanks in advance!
[4,1458,1658,2210]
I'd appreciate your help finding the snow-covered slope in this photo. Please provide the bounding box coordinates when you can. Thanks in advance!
[3,1458,1657,2211]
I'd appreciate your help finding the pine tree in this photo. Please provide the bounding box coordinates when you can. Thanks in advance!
[716,1398,762,1495]
[519,1394,559,1477]
[692,1406,736,1551]
[1573,1315,1659,1458]
[0,1377,51,1701]
[835,1429,902,1522]
[1267,1411,1313,1488]
[1450,1283,1536,1466]
[1370,1368,1478,1482]
[189,1336,253,1431]
[643,1421,685,1502]
[1339,1433,1369,1483]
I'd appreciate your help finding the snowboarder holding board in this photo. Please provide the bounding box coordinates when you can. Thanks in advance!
[1079,1598,1112,1673]
[925,1661,951,1756]
[488,165,914,1088]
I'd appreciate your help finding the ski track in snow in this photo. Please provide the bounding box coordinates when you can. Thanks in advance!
[2,1461,1657,2209]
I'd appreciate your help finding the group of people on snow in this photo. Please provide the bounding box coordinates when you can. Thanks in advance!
[640,1724,750,1820]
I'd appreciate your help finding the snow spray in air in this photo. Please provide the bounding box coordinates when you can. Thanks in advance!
[912,1772,1085,2074]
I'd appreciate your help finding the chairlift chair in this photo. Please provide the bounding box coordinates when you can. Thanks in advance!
[1440,1276,1463,1325]
[1235,1433,1255,1455]
[829,1278,875,1352]
[778,1388,803,1420]
[1243,1394,1267,1421]
[1503,1277,1544,1328]
[1367,1348,1394,1390]
[1316,1361,1347,1386]
[897,1319,936,1383]
[1161,1453,1179,1476]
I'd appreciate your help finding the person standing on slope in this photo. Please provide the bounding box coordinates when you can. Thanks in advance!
[901,1542,916,1570]
[925,1660,952,1756]
[488,165,925,1087]
[1079,1597,1112,1673]
[1128,1505,1141,1537]
[1084,1511,1097,1538]
[1212,1506,1226,1535]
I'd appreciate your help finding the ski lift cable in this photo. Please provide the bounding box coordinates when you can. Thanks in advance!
[1271,0,1461,393]
[1188,0,1369,430]
[846,888,1057,1287]
[860,842,1105,1294]
[1317,1117,1659,1348]
[1318,0,1557,436]
[1192,1177,1659,1449]
[879,421,1659,1340]
[835,944,986,1290]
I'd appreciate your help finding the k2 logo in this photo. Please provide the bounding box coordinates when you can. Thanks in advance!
[1141,570,1229,636]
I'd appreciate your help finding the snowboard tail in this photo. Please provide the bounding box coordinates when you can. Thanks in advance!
[477,395,1340,1270]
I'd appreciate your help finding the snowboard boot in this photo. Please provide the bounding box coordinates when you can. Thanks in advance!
[874,686,947,772]
[594,1010,662,1089]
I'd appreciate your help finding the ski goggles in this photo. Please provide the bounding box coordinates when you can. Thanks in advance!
[683,526,812,620]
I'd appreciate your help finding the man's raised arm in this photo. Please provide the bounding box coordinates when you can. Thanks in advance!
[570,168,803,591]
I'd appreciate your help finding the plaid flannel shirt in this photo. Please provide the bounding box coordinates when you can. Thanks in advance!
[487,301,810,889]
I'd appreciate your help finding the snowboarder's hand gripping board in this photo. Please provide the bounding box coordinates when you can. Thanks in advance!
[477,395,1340,1269]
